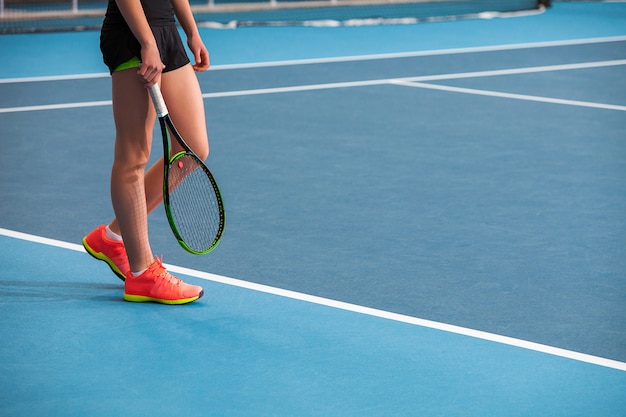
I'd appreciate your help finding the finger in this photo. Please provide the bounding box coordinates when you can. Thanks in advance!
[193,50,210,72]
[137,63,164,85]
[144,72,161,88]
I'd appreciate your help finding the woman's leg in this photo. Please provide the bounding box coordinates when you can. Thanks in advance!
[161,64,209,161]
[109,64,208,237]
[109,68,156,273]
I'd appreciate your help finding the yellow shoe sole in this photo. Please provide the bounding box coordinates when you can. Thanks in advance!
[123,291,203,305]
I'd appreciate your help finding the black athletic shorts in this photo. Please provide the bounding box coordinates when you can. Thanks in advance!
[100,23,190,74]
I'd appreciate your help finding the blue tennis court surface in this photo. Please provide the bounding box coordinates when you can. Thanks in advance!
[2,235,626,416]
[1,2,625,416]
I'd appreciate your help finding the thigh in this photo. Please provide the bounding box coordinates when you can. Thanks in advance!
[111,69,156,162]
[160,64,209,160]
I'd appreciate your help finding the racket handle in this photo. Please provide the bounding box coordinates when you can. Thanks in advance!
[148,84,169,117]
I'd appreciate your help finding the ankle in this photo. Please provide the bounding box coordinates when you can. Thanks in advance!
[131,267,148,277]
[105,225,123,242]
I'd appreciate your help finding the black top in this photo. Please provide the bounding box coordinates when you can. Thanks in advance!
[103,0,176,27]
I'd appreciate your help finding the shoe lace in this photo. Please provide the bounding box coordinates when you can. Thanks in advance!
[151,257,183,288]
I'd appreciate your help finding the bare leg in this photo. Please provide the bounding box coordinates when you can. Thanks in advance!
[108,64,209,255]
[109,157,163,236]
[109,69,156,273]
[161,64,209,160]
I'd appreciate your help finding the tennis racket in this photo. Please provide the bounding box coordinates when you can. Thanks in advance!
[148,83,225,254]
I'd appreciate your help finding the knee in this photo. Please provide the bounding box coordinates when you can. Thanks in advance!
[195,140,210,162]
[113,133,152,168]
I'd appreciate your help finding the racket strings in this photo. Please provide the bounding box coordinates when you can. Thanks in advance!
[167,154,223,252]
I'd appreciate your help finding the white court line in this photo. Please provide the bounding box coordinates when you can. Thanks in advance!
[1,226,625,372]
[391,80,626,112]
[0,100,112,114]
[0,72,110,84]
[2,59,625,114]
[1,35,625,84]
[402,59,626,82]
[208,35,626,70]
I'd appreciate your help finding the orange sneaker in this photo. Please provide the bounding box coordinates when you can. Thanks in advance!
[82,225,130,281]
[123,257,204,305]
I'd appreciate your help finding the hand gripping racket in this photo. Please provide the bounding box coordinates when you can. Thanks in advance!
[148,84,225,254]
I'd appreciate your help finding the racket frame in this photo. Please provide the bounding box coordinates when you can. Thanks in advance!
[148,84,225,254]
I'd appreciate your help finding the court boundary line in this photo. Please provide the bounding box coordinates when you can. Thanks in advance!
[391,80,626,112]
[0,35,625,84]
[209,35,626,70]
[2,226,625,372]
[2,59,625,114]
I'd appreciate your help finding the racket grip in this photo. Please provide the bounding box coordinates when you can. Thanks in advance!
[148,84,169,117]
